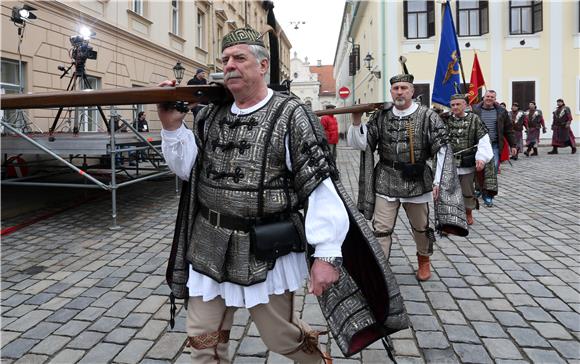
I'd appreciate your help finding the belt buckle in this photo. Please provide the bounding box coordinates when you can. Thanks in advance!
[208,209,221,227]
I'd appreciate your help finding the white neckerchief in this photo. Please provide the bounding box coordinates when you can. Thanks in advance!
[392,102,419,117]
[230,88,274,116]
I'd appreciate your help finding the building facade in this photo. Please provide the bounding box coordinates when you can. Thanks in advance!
[290,54,337,112]
[1,0,292,132]
[335,0,580,140]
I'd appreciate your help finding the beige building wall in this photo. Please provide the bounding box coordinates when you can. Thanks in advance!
[336,1,579,139]
[1,0,291,132]
[349,1,382,104]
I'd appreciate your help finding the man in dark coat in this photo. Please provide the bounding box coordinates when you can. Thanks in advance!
[472,90,516,207]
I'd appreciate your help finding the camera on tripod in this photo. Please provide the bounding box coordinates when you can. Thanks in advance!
[69,35,97,61]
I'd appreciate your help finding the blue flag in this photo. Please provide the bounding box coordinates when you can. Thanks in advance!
[432,3,461,107]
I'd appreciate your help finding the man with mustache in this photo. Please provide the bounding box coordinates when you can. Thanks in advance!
[347,73,452,281]
[156,27,348,363]
[441,94,492,226]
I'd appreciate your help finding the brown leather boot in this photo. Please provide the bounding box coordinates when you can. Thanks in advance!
[466,208,474,225]
[417,254,431,281]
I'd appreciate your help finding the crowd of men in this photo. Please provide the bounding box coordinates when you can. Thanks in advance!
[154,25,576,362]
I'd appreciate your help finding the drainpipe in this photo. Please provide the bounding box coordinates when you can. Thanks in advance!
[348,2,360,104]
[381,0,387,101]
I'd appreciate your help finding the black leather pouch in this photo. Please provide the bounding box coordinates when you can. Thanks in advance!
[400,163,425,179]
[459,152,476,168]
[250,220,300,261]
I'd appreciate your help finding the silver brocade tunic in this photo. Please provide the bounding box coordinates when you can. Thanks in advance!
[188,93,332,286]
[366,106,448,198]
[444,112,488,160]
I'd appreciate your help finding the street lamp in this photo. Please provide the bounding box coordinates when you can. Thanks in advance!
[363,52,381,79]
[290,21,306,30]
[363,52,374,71]
[173,61,185,85]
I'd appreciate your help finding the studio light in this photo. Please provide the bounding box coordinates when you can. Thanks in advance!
[10,5,36,25]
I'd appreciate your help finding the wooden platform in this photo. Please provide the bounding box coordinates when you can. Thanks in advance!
[1,131,161,156]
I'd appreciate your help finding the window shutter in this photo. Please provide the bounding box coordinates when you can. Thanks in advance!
[532,0,543,33]
[403,1,409,38]
[427,1,435,37]
[353,44,360,71]
[455,2,460,35]
[480,1,489,35]
[349,53,356,76]
[512,81,535,109]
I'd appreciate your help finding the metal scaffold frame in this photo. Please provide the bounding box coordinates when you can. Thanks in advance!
[1,115,177,230]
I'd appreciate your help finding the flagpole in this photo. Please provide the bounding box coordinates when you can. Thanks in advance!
[445,0,469,93]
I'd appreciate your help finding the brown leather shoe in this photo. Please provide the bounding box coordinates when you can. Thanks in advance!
[466,208,474,225]
[417,254,431,281]
[323,353,333,364]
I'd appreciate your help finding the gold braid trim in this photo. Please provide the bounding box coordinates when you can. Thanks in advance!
[284,329,331,360]
[186,330,230,350]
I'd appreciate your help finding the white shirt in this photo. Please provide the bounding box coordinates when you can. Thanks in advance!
[347,103,447,204]
[456,133,493,175]
[160,89,349,308]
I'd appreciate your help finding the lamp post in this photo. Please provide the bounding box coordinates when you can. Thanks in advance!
[363,52,381,79]
[363,52,374,71]
[173,61,185,85]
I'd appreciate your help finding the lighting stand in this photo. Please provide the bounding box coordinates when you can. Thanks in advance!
[3,20,43,134]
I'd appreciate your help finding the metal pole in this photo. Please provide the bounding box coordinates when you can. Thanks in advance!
[1,121,110,189]
[175,175,179,194]
[119,119,164,159]
[109,117,121,230]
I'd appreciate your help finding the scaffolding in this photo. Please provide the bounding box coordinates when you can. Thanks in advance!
[1,114,176,229]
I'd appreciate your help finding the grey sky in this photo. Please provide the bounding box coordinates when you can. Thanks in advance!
[273,0,344,65]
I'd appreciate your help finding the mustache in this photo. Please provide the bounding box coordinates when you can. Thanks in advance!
[224,71,242,81]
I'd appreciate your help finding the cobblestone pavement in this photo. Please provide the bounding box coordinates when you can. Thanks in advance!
[2,144,579,363]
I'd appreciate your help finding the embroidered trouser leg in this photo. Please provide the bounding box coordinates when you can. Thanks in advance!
[187,292,324,364]
[372,197,400,260]
[459,172,477,210]
[401,202,432,256]
[249,291,324,364]
[187,296,235,364]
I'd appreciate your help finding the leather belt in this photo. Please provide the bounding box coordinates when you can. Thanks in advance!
[199,204,253,232]
[380,159,425,170]
[198,204,293,232]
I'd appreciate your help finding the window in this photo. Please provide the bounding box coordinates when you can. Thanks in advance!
[413,83,431,107]
[217,25,223,59]
[1,58,25,122]
[404,1,435,39]
[133,0,143,15]
[77,76,101,132]
[197,10,206,49]
[512,81,535,110]
[172,0,180,35]
[457,1,489,36]
[510,1,542,35]
[293,72,298,79]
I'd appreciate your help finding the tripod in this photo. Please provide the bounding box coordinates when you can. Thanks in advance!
[48,58,110,139]
[3,15,43,134]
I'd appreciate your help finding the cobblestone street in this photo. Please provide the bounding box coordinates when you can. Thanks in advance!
[2,144,579,363]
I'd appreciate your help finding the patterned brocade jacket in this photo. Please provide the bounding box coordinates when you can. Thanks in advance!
[167,92,334,296]
[366,106,448,198]
[442,112,488,160]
